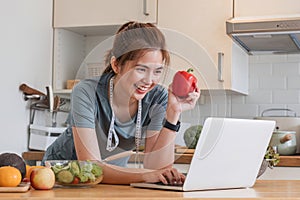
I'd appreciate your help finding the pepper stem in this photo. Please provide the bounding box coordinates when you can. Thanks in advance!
[187,68,194,73]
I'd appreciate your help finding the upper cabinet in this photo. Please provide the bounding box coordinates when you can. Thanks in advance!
[52,0,249,95]
[158,0,248,95]
[52,0,157,94]
[234,0,300,18]
[54,0,157,28]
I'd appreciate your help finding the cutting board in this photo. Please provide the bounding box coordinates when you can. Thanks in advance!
[175,147,195,154]
[0,182,30,193]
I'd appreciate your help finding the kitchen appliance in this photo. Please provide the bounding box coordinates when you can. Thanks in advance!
[29,124,67,151]
[23,84,69,151]
[269,130,297,155]
[226,16,300,54]
[254,108,300,153]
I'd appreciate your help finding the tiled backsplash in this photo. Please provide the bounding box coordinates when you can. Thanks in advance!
[192,54,300,125]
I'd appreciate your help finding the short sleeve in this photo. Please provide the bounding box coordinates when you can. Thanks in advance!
[70,79,98,129]
[146,87,168,131]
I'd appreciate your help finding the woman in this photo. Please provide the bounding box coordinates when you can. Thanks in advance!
[42,21,200,185]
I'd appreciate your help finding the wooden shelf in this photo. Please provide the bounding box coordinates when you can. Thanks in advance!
[277,155,300,167]
[22,151,300,167]
[175,148,300,167]
[22,151,45,162]
[22,151,193,165]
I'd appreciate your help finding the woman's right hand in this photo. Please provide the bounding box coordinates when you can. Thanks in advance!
[168,84,200,113]
[142,167,185,185]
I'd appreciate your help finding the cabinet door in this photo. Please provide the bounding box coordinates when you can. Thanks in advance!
[54,0,157,28]
[234,0,300,18]
[158,0,248,94]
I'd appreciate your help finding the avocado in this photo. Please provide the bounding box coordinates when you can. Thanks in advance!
[0,152,26,179]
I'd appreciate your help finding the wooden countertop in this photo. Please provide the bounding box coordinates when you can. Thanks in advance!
[1,180,300,199]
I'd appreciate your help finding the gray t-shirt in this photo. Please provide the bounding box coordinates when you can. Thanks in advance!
[42,72,168,167]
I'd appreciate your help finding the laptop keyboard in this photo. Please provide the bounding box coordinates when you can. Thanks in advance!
[154,181,183,187]
[154,173,186,187]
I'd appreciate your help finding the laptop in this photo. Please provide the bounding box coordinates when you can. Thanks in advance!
[131,117,275,191]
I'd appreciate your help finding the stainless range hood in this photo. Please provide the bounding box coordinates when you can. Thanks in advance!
[226,16,300,55]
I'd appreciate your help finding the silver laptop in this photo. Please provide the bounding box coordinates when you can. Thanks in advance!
[131,117,275,191]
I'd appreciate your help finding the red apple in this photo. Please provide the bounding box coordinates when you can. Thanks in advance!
[30,167,55,190]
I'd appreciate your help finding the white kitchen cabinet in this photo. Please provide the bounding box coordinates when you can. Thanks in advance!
[53,28,115,93]
[234,0,300,18]
[52,0,158,94]
[53,0,249,95]
[158,0,248,95]
[54,0,157,28]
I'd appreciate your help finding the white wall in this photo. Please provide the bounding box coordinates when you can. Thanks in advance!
[1,0,300,157]
[234,54,300,118]
[0,0,53,155]
[199,54,300,121]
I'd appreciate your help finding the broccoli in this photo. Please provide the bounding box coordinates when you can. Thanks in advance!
[78,172,89,183]
[91,163,103,177]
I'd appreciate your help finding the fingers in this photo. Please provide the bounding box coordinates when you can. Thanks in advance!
[177,91,200,111]
[180,173,186,183]
[160,168,185,185]
[186,91,200,101]
[158,173,168,185]
[167,84,200,113]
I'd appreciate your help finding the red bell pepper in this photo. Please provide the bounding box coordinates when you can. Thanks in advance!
[172,68,197,98]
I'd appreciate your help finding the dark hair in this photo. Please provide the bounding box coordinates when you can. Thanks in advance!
[103,21,170,74]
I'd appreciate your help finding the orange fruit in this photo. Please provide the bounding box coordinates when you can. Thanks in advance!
[25,165,31,179]
[0,166,22,187]
[26,165,45,179]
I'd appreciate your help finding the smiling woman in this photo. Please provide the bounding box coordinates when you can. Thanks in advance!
[41,21,200,185]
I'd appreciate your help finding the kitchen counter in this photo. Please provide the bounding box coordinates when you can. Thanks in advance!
[1,180,300,199]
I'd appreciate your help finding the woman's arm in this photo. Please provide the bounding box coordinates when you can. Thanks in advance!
[143,87,200,169]
[99,161,183,184]
[72,127,101,161]
[72,127,182,184]
[142,110,178,169]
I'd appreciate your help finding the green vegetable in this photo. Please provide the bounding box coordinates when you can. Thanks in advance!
[264,146,280,167]
[70,161,80,176]
[91,163,103,177]
[51,160,103,184]
[56,170,74,184]
[183,125,203,149]
[51,163,69,174]
[78,172,89,183]
[79,161,93,173]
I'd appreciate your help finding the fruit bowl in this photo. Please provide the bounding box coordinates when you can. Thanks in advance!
[45,160,103,187]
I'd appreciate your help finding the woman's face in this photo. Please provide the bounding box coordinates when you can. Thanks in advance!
[114,50,164,102]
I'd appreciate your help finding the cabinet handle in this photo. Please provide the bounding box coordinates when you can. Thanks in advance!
[218,52,224,82]
[143,0,150,16]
